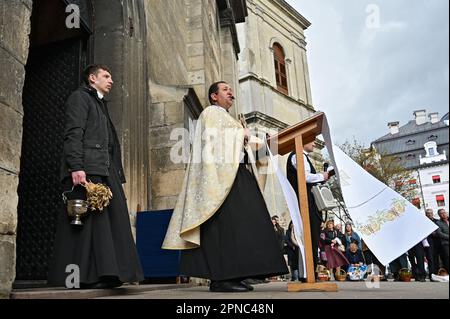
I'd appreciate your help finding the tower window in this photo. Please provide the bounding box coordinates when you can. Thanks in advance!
[273,43,288,94]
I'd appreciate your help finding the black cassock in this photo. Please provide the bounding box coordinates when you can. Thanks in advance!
[48,103,143,287]
[180,161,289,281]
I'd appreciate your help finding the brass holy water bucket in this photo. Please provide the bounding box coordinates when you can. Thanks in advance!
[62,187,88,226]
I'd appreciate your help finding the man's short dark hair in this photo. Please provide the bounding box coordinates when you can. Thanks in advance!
[83,64,111,85]
[208,81,227,104]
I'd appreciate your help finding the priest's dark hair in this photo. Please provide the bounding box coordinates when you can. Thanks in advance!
[208,81,227,104]
[83,64,112,85]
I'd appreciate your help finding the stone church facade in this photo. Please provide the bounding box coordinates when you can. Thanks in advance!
[0,0,315,297]
[237,0,317,226]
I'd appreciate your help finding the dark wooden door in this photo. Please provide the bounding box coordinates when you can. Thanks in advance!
[16,0,92,282]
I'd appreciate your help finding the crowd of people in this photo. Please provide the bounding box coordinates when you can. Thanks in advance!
[388,208,449,282]
[271,207,449,282]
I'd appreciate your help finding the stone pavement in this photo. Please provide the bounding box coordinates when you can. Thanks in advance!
[95,281,448,299]
[9,280,448,300]
[10,283,195,299]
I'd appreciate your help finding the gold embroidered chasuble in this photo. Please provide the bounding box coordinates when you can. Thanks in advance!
[162,105,266,250]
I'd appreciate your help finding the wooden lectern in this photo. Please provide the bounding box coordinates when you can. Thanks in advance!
[267,112,337,292]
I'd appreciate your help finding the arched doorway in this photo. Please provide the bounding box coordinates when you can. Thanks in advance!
[16,0,93,284]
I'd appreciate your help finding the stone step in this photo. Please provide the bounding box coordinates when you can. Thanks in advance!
[10,283,194,299]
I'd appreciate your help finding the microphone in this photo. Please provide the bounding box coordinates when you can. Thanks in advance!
[231,96,235,100]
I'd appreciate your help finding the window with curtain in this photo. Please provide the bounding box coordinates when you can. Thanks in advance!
[273,43,288,94]
[436,195,445,207]
[432,175,441,184]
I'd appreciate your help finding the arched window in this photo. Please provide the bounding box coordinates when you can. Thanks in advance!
[273,43,288,94]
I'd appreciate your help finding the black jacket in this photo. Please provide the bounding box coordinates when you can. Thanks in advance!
[436,219,449,246]
[345,250,364,265]
[320,229,339,245]
[286,151,323,221]
[60,86,126,183]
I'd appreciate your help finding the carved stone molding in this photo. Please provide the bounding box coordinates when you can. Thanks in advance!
[243,111,289,130]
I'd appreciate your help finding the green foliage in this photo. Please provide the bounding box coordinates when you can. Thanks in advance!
[339,138,416,199]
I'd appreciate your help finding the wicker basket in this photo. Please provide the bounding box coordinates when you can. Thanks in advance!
[317,272,330,281]
[335,269,347,281]
[316,265,330,281]
[399,268,412,282]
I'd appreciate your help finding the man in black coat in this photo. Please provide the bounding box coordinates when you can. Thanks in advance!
[436,208,449,273]
[424,208,438,278]
[48,64,144,289]
[286,140,329,279]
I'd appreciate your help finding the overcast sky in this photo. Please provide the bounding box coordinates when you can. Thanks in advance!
[286,0,449,146]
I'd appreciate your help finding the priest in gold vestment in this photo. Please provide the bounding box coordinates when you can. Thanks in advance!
[163,81,288,292]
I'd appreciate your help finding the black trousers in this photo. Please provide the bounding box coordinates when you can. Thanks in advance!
[307,192,322,274]
[432,238,442,273]
[424,245,436,278]
[440,244,449,273]
[408,243,426,280]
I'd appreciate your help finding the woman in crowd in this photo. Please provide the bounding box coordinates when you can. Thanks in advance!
[320,220,349,280]
[344,222,362,252]
[345,241,367,280]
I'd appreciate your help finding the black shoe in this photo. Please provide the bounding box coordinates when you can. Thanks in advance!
[240,280,254,291]
[209,281,249,292]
